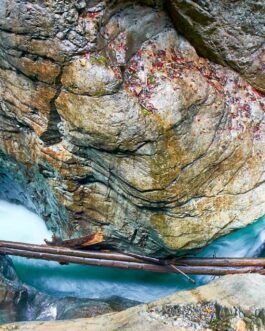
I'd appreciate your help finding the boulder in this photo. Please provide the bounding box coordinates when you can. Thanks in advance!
[0,1,264,255]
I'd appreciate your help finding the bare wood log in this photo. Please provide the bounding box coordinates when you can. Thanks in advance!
[0,240,143,263]
[0,241,192,282]
[171,258,265,267]
[122,252,195,282]
[0,241,195,282]
[117,251,164,264]
[2,241,265,267]
[0,246,264,275]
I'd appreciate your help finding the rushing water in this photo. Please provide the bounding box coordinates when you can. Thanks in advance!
[1,199,265,303]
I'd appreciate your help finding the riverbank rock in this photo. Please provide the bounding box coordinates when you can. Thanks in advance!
[0,1,265,255]
[0,256,138,324]
[0,256,27,323]
[2,274,265,331]
[167,0,265,93]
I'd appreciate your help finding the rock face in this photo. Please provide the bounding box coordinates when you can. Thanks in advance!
[0,0,265,255]
[167,0,265,92]
[3,274,265,331]
[0,256,138,324]
[0,255,27,323]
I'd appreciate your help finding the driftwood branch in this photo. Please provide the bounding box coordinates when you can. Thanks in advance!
[44,231,104,248]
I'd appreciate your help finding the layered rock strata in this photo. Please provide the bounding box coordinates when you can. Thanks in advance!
[0,0,264,254]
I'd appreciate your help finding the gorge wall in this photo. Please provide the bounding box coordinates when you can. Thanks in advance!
[0,0,265,255]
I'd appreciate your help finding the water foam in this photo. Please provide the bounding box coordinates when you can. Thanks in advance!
[0,200,51,244]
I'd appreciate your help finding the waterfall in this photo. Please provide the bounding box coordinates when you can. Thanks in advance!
[0,200,51,244]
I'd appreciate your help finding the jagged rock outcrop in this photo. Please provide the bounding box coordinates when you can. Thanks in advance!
[0,256,138,323]
[0,0,264,255]
[3,274,265,331]
[167,0,265,92]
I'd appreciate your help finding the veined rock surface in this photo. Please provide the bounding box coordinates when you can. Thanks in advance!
[0,0,264,255]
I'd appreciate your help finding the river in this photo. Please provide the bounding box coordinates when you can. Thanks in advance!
[0,199,265,303]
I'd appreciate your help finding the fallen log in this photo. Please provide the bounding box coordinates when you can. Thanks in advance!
[120,250,195,282]
[0,241,191,271]
[2,241,265,267]
[0,246,263,275]
[172,258,265,267]
[0,240,143,263]
[0,240,195,282]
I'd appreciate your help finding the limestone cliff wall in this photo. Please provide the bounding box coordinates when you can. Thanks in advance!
[0,0,264,255]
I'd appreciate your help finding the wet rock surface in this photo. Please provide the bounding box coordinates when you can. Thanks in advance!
[0,256,139,324]
[167,0,265,92]
[0,0,264,255]
[0,256,26,323]
[2,274,265,331]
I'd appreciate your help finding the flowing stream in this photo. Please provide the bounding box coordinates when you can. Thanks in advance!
[1,199,265,303]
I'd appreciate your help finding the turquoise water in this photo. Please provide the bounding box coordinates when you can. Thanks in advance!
[1,199,265,302]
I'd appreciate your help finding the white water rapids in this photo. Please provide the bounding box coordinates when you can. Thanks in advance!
[1,199,265,302]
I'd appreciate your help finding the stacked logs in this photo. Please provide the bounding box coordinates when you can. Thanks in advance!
[0,240,265,281]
